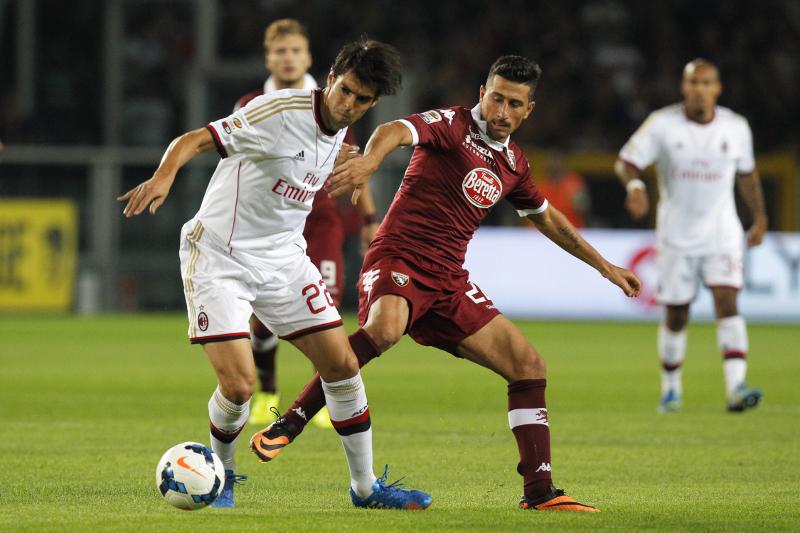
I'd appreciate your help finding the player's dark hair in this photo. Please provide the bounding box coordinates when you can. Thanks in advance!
[330,37,402,98]
[487,55,542,99]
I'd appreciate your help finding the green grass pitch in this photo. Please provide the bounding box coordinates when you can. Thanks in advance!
[1,314,798,532]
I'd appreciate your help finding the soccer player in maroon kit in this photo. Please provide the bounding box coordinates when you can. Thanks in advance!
[234,19,380,426]
[251,55,641,512]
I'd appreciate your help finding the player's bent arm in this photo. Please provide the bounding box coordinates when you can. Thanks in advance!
[528,205,641,297]
[327,121,413,198]
[735,169,768,246]
[118,128,215,217]
[614,158,649,220]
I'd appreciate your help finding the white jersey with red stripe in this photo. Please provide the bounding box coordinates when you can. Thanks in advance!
[198,88,347,259]
[619,103,755,254]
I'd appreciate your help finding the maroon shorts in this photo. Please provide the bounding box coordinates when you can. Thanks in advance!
[304,211,345,308]
[357,253,500,355]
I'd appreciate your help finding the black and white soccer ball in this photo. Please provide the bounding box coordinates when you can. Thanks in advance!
[155,441,225,510]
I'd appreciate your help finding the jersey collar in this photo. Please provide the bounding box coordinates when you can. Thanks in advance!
[263,73,318,93]
[470,104,511,151]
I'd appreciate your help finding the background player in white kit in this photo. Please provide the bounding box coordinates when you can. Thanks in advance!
[614,58,767,413]
[118,38,431,510]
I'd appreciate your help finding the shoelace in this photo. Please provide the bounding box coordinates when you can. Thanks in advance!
[226,473,248,487]
[375,464,406,490]
[269,406,282,421]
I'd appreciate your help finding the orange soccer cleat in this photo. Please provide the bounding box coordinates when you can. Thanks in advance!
[519,486,600,512]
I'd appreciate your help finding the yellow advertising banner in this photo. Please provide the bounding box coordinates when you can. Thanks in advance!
[0,200,77,311]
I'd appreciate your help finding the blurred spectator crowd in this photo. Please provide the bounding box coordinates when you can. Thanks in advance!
[1,0,798,152]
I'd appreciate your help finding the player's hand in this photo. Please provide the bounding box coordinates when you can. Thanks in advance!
[117,174,174,217]
[326,154,380,203]
[603,264,641,298]
[360,222,379,254]
[747,214,767,247]
[334,143,360,167]
[625,188,649,220]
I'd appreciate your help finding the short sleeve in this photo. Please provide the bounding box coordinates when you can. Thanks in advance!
[397,107,461,151]
[736,118,756,174]
[207,94,291,158]
[619,112,661,170]
[506,163,549,216]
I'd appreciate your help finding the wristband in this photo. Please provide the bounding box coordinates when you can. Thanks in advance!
[363,213,378,225]
[626,178,646,193]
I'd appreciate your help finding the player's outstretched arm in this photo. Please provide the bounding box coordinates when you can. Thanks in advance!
[529,205,641,298]
[326,121,412,202]
[613,158,649,220]
[735,170,768,247]
[117,128,215,217]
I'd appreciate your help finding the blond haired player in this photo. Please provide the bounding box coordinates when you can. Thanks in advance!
[118,38,430,511]
[615,59,767,413]
[235,19,378,428]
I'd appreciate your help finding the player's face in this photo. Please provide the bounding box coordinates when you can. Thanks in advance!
[265,34,312,86]
[681,64,721,116]
[324,71,379,129]
[479,75,535,142]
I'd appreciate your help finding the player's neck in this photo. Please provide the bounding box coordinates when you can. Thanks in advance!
[685,105,715,124]
[318,88,339,133]
[274,78,306,90]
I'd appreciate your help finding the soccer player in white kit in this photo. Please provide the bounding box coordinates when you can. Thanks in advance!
[615,59,767,413]
[118,38,431,510]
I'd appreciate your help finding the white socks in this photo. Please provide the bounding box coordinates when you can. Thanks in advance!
[717,315,748,398]
[208,386,250,471]
[658,323,687,396]
[321,372,377,498]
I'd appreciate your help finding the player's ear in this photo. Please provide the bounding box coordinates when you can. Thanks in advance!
[479,85,486,101]
[369,97,380,109]
[525,100,535,118]
[327,71,335,87]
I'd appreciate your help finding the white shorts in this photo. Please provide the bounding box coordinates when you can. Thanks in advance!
[179,220,341,344]
[655,247,744,305]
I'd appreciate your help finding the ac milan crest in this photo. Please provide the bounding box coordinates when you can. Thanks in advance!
[391,271,410,287]
[197,312,209,331]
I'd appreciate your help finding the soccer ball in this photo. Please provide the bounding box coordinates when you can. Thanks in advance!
[155,441,225,510]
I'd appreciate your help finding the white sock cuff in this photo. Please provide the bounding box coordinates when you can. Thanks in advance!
[212,386,248,416]
[658,323,687,365]
[321,373,364,402]
[716,315,748,354]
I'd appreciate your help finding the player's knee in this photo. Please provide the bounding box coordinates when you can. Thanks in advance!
[508,348,546,381]
[219,377,254,405]
[715,299,738,318]
[318,352,359,382]
[363,320,403,352]
[665,305,689,331]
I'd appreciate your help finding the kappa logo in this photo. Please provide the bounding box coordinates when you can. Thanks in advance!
[391,271,410,287]
[292,407,308,421]
[197,311,209,332]
[535,462,552,473]
[506,149,516,171]
[462,168,502,208]
[535,408,549,425]
[293,150,305,161]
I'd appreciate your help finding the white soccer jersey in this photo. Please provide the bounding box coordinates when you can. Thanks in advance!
[619,104,755,254]
[199,88,347,257]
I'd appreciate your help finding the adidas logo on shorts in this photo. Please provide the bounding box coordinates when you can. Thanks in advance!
[294,150,305,161]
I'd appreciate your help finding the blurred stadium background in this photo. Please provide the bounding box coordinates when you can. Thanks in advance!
[0,0,798,320]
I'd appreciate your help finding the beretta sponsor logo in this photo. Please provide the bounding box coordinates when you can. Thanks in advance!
[462,168,502,208]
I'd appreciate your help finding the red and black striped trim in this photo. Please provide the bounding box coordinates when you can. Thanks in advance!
[280,319,343,341]
[312,89,337,137]
[206,124,228,158]
[331,408,371,436]
[190,332,250,344]
[723,350,746,360]
[210,420,245,444]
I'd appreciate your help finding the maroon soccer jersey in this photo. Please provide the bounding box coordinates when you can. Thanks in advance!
[370,105,547,272]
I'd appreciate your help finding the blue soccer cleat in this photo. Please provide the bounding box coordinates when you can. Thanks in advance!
[727,384,762,412]
[210,469,247,508]
[658,389,681,413]
[350,465,432,510]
